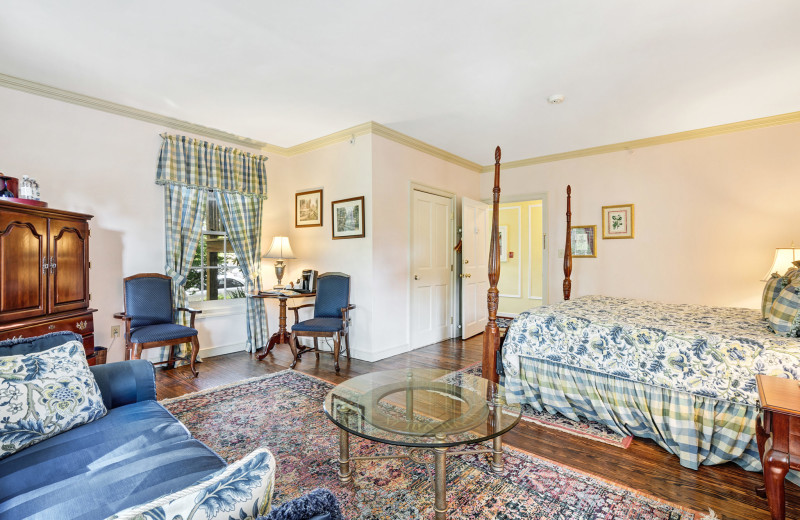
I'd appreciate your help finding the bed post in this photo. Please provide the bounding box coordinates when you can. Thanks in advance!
[482,146,502,384]
[563,185,572,301]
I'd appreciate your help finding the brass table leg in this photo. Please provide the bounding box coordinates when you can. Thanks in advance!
[490,394,504,473]
[434,446,447,520]
[338,428,352,482]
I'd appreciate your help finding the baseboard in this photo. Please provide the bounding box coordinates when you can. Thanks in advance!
[200,342,246,358]
[350,342,411,362]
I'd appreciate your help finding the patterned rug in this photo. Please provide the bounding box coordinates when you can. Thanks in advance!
[454,363,633,448]
[162,370,707,520]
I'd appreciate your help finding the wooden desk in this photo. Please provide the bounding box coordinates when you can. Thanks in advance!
[250,291,315,359]
[756,374,800,519]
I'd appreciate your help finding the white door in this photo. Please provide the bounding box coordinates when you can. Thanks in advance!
[461,197,490,339]
[411,190,453,348]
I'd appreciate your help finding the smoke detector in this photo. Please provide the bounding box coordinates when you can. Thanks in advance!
[547,94,565,104]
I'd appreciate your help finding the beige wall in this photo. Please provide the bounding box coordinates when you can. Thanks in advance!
[482,121,800,309]
[498,200,543,315]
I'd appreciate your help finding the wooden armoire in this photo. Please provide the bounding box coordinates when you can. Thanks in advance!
[0,199,100,364]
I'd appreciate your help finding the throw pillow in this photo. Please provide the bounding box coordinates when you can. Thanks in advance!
[108,448,276,520]
[0,340,107,459]
[768,282,800,337]
[762,273,788,319]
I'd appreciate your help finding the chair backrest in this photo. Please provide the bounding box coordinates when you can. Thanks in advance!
[314,273,351,319]
[124,273,174,328]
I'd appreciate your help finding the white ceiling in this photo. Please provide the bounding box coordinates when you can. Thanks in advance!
[2,1,800,164]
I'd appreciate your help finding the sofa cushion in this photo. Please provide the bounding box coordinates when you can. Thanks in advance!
[109,448,275,520]
[0,341,107,459]
[0,331,83,357]
[0,400,226,520]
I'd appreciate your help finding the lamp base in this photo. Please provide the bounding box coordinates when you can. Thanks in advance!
[273,284,285,289]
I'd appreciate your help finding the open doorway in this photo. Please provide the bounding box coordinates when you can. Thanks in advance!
[497,198,547,317]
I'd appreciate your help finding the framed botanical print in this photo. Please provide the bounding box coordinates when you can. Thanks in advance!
[331,196,365,239]
[296,189,323,227]
[602,204,634,239]
[571,225,596,258]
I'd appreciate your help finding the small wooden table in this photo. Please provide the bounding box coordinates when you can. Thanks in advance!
[250,291,315,359]
[756,374,800,519]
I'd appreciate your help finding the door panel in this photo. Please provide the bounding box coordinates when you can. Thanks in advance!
[49,218,90,313]
[0,213,47,322]
[411,190,452,348]
[461,197,490,339]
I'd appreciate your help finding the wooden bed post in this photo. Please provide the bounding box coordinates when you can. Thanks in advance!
[482,146,502,384]
[563,185,572,301]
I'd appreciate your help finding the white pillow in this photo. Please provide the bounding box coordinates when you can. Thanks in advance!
[107,448,276,520]
[0,341,107,458]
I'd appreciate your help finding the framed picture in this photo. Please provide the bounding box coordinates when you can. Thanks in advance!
[331,196,365,239]
[571,225,596,258]
[498,225,508,262]
[602,204,634,239]
[296,189,323,228]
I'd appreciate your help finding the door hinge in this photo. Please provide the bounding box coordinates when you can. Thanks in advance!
[88,293,92,301]
[88,261,91,268]
[543,233,547,249]
[450,264,453,272]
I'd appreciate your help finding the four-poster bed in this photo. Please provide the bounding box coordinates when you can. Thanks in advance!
[479,146,800,479]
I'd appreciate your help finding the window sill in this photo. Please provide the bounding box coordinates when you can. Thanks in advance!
[191,300,247,319]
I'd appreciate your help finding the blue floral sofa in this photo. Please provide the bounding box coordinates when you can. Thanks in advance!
[0,332,340,520]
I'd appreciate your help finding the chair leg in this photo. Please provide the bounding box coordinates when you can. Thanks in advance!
[314,337,319,359]
[189,336,199,378]
[133,343,143,360]
[124,344,131,361]
[289,332,299,369]
[167,344,176,369]
[344,331,351,359]
[333,334,341,373]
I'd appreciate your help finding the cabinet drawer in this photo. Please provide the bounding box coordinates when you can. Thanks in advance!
[0,313,94,340]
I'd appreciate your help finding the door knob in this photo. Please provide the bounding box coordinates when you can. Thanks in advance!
[466,273,471,278]
[414,275,419,280]
[464,259,469,264]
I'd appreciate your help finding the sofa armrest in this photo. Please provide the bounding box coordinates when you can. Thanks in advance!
[90,359,157,409]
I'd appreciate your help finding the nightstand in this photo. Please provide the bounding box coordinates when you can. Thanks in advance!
[756,374,800,520]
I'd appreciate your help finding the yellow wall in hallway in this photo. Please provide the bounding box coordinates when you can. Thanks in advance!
[498,200,543,315]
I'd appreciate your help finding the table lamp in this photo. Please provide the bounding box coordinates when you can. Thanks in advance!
[762,247,800,281]
[264,236,296,288]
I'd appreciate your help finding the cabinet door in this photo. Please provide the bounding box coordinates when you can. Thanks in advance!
[0,210,48,322]
[49,218,90,313]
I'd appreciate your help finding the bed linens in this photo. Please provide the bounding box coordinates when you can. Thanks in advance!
[502,295,800,406]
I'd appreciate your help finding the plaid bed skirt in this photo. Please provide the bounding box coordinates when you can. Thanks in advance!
[504,356,799,485]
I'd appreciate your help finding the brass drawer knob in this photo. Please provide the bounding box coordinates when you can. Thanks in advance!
[76,321,88,331]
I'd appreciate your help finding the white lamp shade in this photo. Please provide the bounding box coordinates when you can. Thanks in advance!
[762,248,800,281]
[264,236,296,260]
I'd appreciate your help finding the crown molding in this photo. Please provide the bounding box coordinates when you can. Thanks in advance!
[0,73,279,152]
[369,122,483,172]
[281,122,374,156]
[481,111,800,173]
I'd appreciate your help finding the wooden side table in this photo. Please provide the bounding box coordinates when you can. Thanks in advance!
[250,291,315,359]
[756,374,800,520]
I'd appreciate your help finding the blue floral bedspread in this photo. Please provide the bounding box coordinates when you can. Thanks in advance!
[502,295,800,405]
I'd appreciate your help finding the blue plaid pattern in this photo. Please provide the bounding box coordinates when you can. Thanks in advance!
[156,134,268,198]
[215,191,268,352]
[768,281,800,337]
[762,273,787,319]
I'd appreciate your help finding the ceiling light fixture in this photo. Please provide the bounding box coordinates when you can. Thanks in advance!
[547,94,565,104]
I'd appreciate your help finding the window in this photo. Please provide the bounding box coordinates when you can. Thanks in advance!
[185,198,246,303]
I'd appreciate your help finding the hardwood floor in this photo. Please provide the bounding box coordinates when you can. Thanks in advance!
[155,335,799,520]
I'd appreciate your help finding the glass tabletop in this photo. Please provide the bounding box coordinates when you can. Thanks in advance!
[323,368,522,448]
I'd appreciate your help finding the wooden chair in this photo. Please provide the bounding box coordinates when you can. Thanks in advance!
[114,273,202,377]
[289,272,355,373]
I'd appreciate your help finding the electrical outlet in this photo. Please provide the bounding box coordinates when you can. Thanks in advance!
[111,326,120,338]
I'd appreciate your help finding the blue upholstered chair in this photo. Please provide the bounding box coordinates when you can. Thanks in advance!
[114,273,202,377]
[289,272,355,373]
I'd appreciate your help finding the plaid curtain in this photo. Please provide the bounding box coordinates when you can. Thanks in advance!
[161,183,207,364]
[215,191,268,352]
[156,134,268,198]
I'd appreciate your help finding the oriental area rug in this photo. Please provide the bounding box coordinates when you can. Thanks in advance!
[162,370,708,520]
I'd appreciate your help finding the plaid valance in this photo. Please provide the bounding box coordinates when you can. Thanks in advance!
[156,134,268,198]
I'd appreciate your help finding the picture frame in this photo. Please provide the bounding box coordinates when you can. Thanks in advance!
[331,196,365,239]
[498,225,508,262]
[570,225,597,258]
[296,189,323,228]
[602,204,634,239]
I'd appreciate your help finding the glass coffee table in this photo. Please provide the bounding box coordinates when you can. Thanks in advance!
[323,368,522,520]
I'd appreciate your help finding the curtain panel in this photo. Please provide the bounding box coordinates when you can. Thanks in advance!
[156,134,268,198]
